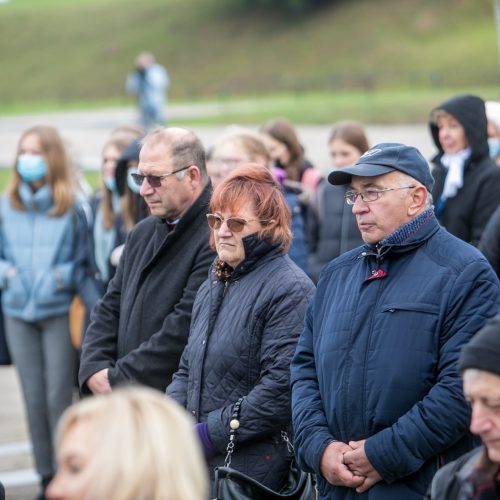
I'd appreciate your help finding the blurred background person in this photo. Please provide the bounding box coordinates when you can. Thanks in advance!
[260,117,323,191]
[167,165,315,492]
[210,128,309,272]
[70,128,145,352]
[91,130,143,296]
[110,136,150,268]
[46,387,208,500]
[126,51,170,131]
[308,120,368,282]
[485,100,500,166]
[0,125,94,500]
[429,94,500,246]
[479,204,500,279]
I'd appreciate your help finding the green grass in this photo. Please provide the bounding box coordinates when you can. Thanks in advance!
[0,0,497,112]
[167,85,500,125]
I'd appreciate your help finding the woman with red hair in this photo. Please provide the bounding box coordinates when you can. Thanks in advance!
[167,164,315,493]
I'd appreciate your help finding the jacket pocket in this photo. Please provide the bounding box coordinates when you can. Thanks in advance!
[33,270,71,308]
[381,302,440,315]
[3,272,29,309]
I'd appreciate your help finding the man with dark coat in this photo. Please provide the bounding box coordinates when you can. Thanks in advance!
[79,127,215,393]
[291,143,500,499]
[426,313,500,499]
[429,94,500,246]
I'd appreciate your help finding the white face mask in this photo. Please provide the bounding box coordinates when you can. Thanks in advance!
[127,168,141,194]
[488,138,500,159]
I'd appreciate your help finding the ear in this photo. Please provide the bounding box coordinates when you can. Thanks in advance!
[185,165,201,187]
[407,185,428,216]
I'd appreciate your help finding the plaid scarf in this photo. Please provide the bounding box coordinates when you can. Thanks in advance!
[468,451,500,500]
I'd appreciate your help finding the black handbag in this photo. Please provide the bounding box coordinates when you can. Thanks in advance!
[212,398,316,500]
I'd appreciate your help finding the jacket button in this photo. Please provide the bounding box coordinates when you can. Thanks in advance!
[202,340,206,345]
[192,410,196,416]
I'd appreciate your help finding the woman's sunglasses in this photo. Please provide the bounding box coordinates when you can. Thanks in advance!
[206,214,261,232]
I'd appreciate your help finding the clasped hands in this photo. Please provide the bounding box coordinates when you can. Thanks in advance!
[320,439,382,493]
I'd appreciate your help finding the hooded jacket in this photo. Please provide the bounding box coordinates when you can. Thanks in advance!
[291,209,500,499]
[429,94,500,246]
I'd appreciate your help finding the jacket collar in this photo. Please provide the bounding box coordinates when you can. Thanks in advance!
[366,208,439,258]
[19,183,53,213]
[155,180,212,233]
[213,234,282,282]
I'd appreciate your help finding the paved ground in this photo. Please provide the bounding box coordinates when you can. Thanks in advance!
[0,105,435,499]
[0,104,435,173]
[0,366,39,499]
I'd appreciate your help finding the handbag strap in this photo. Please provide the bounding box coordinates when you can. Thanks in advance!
[224,397,243,467]
[223,398,294,467]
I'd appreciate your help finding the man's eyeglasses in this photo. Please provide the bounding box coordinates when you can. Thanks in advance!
[206,214,263,232]
[130,165,191,188]
[344,186,415,205]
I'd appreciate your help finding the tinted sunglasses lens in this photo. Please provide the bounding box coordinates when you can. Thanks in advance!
[226,218,246,232]
[147,175,162,187]
[206,214,221,229]
[130,173,144,186]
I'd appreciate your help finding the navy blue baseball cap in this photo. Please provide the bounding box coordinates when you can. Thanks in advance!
[328,142,434,192]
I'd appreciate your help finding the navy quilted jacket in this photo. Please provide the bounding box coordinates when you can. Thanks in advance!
[291,210,500,499]
[167,235,315,489]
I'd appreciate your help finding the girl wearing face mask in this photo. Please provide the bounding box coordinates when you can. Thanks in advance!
[89,130,143,296]
[103,137,150,270]
[485,100,500,166]
[0,125,96,500]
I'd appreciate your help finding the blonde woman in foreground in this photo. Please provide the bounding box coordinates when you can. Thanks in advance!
[46,387,208,500]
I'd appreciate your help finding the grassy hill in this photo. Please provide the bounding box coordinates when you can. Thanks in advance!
[0,0,498,122]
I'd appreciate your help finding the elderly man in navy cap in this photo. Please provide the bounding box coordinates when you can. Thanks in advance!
[291,143,500,499]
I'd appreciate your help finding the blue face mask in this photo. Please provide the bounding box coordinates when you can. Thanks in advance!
[17,154,48,182]
[127,168,141,194]
[104,176,117,193]
[488,138,500,159]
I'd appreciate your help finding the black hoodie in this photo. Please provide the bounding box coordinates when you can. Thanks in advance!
[429,94,500,246]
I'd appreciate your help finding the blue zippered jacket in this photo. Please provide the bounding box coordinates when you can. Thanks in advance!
[291,209,500,499]
[0,183,90,322]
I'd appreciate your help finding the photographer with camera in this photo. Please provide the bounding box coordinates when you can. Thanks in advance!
[126,51,169,130]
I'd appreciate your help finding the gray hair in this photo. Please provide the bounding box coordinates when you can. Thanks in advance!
[393,171,433,209]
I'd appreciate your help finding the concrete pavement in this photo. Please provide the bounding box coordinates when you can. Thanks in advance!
[0,104,435,173]
[0,366,39,499]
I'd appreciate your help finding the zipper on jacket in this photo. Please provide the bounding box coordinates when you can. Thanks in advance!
[31,212,39,277]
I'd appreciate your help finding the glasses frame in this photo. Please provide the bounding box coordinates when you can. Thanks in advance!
[130,165,191,188]
[206,214,265,233]
[344,186,416,205]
